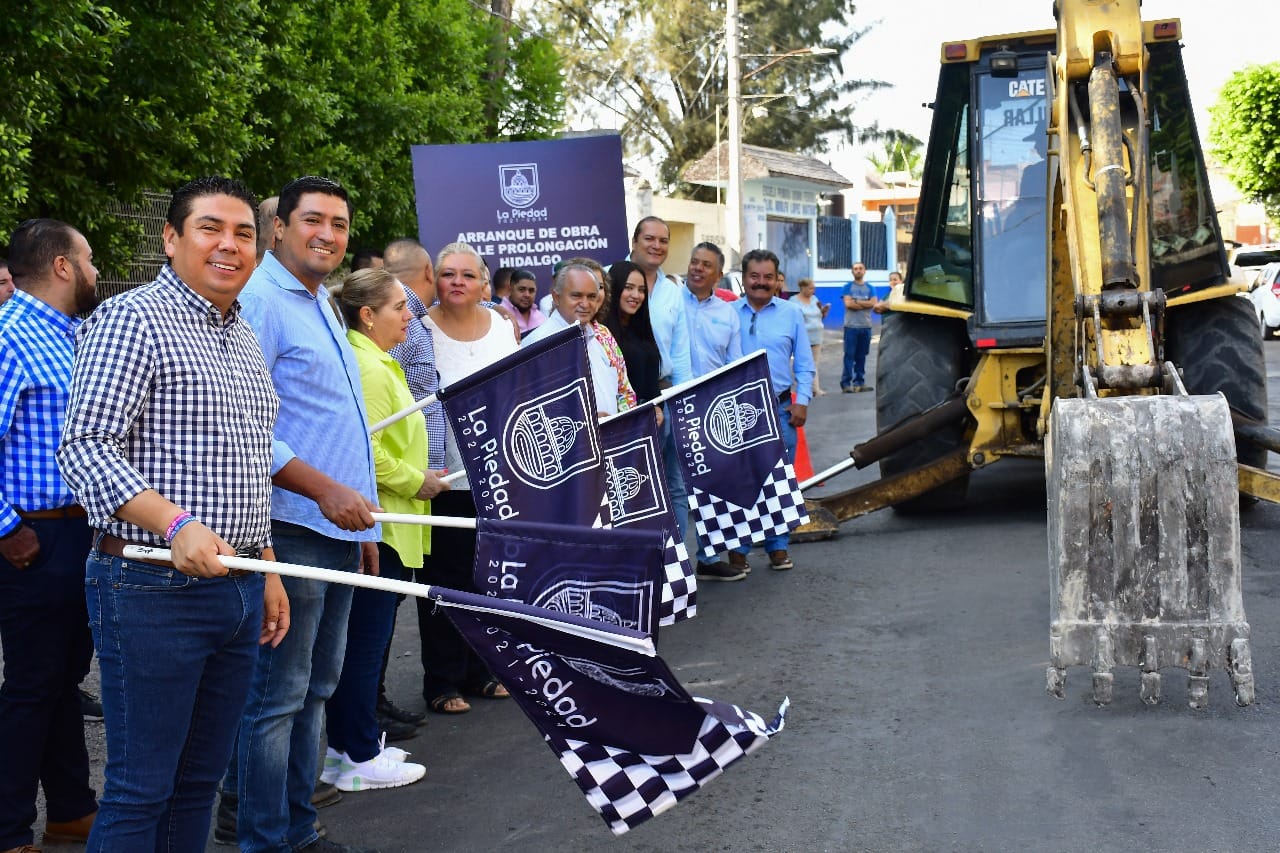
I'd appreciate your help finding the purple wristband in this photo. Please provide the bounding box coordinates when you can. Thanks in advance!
[165,511,194,542]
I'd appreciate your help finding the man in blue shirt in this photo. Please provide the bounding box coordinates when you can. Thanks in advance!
[841,261,878,392]
[626,217,694,541]
[225,176,381,853]
[682,242,747,581]
[0,219,100,851]
[734,249,814,572]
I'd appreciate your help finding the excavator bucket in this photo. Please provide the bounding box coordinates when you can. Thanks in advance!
[1045,394,1253,708]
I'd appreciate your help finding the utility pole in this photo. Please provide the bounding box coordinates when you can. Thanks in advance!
[725,0,743,266]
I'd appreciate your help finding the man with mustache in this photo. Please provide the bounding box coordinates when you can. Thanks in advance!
[733,249,814,572]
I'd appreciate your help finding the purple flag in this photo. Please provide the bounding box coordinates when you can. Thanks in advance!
[474,518,665,636]
[599,404,696,625]
[667,353,809,559]
[433,584,787,835]
[438,324,609,525]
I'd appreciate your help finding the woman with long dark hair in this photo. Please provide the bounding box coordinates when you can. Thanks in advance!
[604,261,663,426]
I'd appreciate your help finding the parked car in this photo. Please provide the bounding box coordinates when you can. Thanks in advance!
[1248,262,1280,338]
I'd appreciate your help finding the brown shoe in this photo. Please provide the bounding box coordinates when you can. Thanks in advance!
[768,550,794,571]
[695,561,747,582]
[44,809,95,843]
[727,552,751,574]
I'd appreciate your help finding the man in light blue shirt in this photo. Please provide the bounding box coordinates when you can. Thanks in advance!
[681,241,750,582]
[683,241,742,377]
[734,248,814,572]
[626,216,694,539]
[224,176,381,853]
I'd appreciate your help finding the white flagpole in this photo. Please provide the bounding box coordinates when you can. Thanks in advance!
[368,393,438,434]
[370,512,475,528]
[598,349,769,427]
[121,546,655,655]
[799,458,856,491]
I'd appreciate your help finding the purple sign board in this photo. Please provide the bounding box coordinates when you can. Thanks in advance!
[411,136,629,291]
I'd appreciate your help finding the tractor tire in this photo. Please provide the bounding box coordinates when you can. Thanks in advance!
[1165,294,1269,469]
[876,312,972,512]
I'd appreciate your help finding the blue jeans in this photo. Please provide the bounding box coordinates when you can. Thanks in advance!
[84,549,262,852]
[841,326,872,388]
[230,523,356,852]
[0,516,96,850]
[325,544,400,763]
[660,416,689,541]
[736,398,799,554]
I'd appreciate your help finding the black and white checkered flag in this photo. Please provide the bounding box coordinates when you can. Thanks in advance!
[688,458,809,560]
[555,697,788,834]
[657,533,695,625]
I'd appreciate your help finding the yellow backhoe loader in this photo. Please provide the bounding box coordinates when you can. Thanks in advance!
[802,0,1279,707]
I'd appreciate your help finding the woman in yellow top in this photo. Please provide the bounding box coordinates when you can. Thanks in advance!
[324,269,449,791]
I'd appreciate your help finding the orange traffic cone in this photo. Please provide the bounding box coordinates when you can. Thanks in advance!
[792,392,815,483]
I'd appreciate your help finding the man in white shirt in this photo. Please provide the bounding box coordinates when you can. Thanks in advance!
[523,263,621,417]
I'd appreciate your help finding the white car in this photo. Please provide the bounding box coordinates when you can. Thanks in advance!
[1248,262,1280,338]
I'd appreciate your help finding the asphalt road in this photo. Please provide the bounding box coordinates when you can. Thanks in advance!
[33,329,1280,852]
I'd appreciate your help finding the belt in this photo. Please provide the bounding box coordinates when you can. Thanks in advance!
[95,533,254,576]
[777,389,792,403]
[17,505,86,521]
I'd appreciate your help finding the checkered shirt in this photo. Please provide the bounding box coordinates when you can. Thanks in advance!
[689,459,809,559]
[389,285,447,469]
[58,265,279,550]
[0,289,81,534]
[556,696,788,835]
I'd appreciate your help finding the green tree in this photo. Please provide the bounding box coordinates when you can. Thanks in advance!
[0,1,266,272]
[1,0,565,270]
[1209,62,1280,220]
[866,132,924,181]
[546,0,883,197]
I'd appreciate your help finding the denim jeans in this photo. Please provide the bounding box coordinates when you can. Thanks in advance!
[84,549,262,852]
[231,522,356,852]
[326,543,400,763]
[0,516,96,850]
[735,398,799,554]
[660,416,689,541]
[841,326,872,388]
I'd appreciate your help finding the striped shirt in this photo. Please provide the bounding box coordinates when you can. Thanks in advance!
[0,289,79,534]
[57,266,279,550]
[389,285,447,469]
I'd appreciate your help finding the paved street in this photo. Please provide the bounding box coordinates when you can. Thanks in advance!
[35,329,1280,852]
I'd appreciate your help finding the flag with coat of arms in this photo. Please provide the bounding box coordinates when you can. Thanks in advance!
[666,352,809,559]
[598,403,696,625]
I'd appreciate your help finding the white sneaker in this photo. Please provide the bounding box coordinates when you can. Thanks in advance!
[320,747,351,785]
[334,747,426,792]
[376,732,410,764]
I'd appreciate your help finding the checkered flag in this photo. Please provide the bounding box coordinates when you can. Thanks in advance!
[555,696,788,835]
[688,458,809,560]
[657,533,695,626]
[600,404,696,626]
[440,584,787,837]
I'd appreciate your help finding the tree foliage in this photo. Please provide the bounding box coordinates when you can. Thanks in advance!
[546,0,885,197]
[0,0,565,271]
[866,132,924,181]
[1209,62,1280,221]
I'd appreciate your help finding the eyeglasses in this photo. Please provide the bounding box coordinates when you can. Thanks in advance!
[749,312,757,335]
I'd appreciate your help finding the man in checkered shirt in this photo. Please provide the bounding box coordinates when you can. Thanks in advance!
[0,218,101,851]
[57,177,289,850]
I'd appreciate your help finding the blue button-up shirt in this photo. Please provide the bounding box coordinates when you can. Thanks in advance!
[736,296,815,406]
[683,287,743,376]
[0,290,78,533]
[239,252,379,541]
